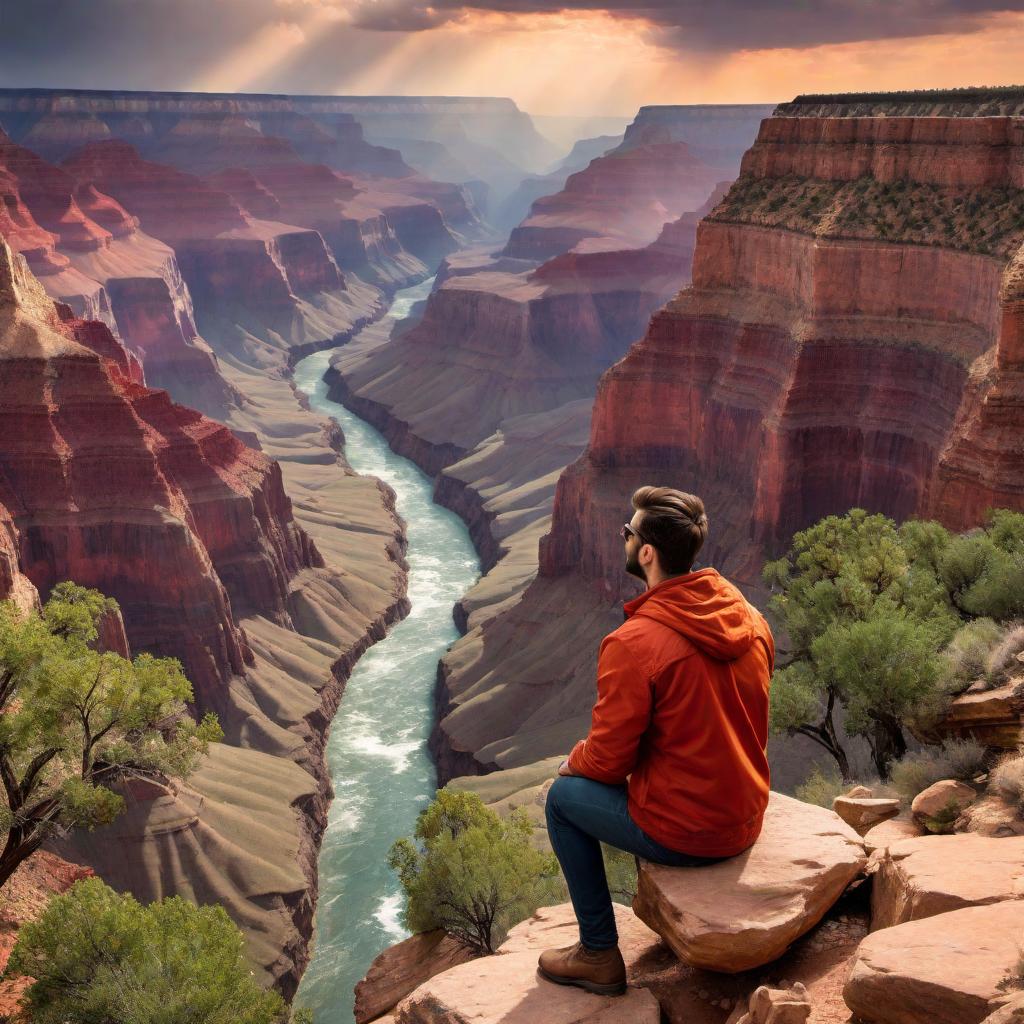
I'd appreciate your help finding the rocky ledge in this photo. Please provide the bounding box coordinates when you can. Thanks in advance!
[359,779,1024,1024]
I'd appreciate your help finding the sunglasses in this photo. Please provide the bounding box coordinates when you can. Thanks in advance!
[620,522,654,547]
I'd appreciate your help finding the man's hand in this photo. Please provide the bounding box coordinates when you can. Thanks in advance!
[557,758,575,777]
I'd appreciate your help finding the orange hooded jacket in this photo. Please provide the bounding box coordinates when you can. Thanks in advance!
[567,567,774,857]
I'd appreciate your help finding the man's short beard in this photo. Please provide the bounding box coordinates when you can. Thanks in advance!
[625,550,646,582]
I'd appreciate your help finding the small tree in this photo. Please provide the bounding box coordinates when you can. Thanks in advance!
[765,509,1024,780]
[4,876,291,1023]
[763,510,920,779]
[388,789,560,955]
[812,605,945,775]
[0,584,222,889]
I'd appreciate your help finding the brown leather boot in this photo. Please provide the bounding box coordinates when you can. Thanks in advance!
[537,940,627,996]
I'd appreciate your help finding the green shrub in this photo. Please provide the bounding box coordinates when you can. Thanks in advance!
[794,764,850,808]
[987,624,1024,687]
[0,586,221,890]
[938,618,1002,697]
[765,509,1024,781]
[890,738,988,803]
[3,877,290,1024]
[388,790,561,955]
[992,751,1024,815]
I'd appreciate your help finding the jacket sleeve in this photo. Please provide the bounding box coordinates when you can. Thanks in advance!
[567,633,652,784]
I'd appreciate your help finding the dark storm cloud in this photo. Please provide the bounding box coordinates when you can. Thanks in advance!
[350,0,1024,50]
[0,0,1021,93]
[0,0,385,92]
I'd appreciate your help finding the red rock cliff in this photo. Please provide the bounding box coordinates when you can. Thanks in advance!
[0,236,318,734]
[541,114,1024,598]
[1,134,241,421]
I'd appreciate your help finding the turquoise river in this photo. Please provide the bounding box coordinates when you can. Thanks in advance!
[291,277,480,1022]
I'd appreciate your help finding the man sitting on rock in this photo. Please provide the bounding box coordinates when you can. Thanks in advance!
[538,485,774,996]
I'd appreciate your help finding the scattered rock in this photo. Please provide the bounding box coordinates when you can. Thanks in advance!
[354,929,477,1024]
[911,779,977,831]
[869,835,1024,930]
[728,982,811,1024]
[632,792,866,972]
[832,795,901,834]
[845,785,874,799]
[843,901,1024,1024]
[862,817,924,855]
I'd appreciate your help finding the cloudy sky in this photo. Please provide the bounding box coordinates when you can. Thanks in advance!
[1,1,1023,115]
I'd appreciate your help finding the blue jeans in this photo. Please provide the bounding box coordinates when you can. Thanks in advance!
[545,775,724,950]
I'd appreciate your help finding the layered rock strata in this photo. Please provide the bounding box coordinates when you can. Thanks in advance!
[58,140,393,375]
[0,88,410,177]
[0,236,313,739]
[620,104,777,167]
[328,199,708,479]
[503,140,720,260]
[0,131,239,420]
[0,87,502,229]
[502,105,772,259]
[328,191,721,784]
[495,133,621,232]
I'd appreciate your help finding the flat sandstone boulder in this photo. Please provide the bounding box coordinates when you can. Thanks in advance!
[393,903,661,1024]
[832,795,901,834]
[983,992,1024,1024]
[632,791,866,973]
[844,901,1024,1024]
[498,903,661,962]
[870,834,1024,930]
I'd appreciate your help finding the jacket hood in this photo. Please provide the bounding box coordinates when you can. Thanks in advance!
[624,568,762,661]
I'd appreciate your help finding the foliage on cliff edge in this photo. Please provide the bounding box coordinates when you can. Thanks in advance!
[0,583,222,890]
[765,509,1024,780]
[389,789,561,955]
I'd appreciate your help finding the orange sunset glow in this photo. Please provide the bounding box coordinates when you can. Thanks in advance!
[187,6,1024,115]
[2,2,1023,113]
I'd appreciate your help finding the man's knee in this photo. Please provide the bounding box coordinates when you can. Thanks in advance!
[545,774,595,825]
[545,774,574,823]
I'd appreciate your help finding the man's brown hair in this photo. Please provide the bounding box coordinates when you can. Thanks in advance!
[631,486,709,575]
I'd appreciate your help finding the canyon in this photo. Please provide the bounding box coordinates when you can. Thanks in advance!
[0,90,775,1012]
[0,232,412,995]
[3,76,1024,1024]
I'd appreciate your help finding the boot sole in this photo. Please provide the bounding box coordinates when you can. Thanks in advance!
[536,966,627,997]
